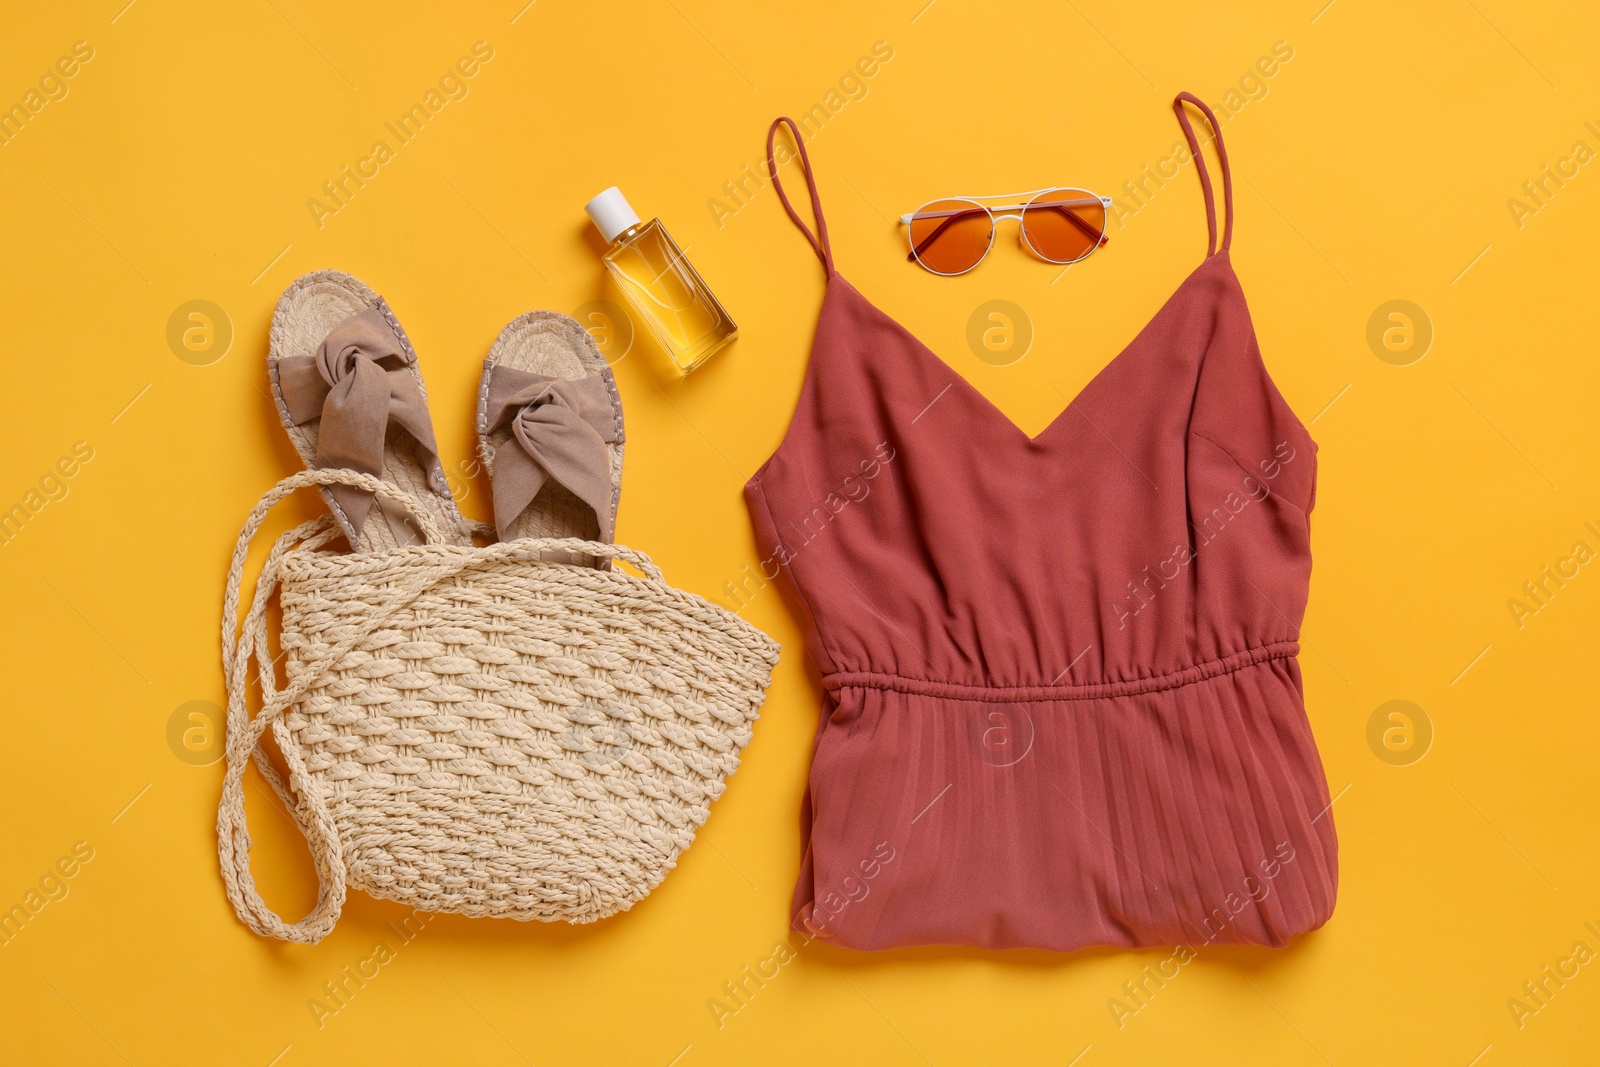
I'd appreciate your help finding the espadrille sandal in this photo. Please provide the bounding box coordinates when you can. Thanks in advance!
[477,311,624,565]
[268,269,472,551]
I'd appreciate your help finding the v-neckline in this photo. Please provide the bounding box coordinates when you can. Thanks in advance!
[831,254,1228,446]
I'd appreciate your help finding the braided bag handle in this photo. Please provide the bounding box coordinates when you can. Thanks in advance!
[217,469,673,942]
[489,536,665,581]
[218,469,445,943]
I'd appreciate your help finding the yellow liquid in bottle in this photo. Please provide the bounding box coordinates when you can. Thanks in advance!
[603,219,737,372]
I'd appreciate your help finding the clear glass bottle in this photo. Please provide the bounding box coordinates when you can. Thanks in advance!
[585,187,737,373]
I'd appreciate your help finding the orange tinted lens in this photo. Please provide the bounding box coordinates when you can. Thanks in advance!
[1022,189,1106,263]
[908,199,993,274]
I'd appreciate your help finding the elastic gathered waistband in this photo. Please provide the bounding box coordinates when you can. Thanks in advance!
[821,641,1299,703]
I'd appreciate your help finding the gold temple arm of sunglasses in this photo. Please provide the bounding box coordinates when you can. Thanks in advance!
[898,196,1113,224]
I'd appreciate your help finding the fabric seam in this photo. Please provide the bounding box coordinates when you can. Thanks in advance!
[1189,429,1312,523]
[822,640,1299,702]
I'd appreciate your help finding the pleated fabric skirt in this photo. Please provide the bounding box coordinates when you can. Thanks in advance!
[793,645,1338,951]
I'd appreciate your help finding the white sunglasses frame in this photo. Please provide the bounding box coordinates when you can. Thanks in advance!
[898,187,1115,276]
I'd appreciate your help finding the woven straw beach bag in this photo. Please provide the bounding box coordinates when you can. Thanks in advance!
[217,469,779,943]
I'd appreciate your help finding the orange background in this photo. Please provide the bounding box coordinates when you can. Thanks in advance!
[2,1,1598,1064]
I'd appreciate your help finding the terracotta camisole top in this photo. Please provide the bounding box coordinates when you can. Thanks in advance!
[745,94,1338,952]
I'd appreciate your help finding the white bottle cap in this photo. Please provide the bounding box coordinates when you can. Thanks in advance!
[585,187,641,243]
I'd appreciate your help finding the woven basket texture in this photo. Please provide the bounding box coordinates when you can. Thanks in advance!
[217,469,779,942]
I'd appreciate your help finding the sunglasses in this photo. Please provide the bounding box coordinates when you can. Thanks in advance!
[899,188,1113,275]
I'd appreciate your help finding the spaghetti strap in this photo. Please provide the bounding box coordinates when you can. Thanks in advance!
[1172,92,1234,257]
[766,117,836,276]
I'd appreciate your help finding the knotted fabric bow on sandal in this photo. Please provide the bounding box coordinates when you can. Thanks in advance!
[478,310,624,564]
[482,370,621,542]
[269,270,471,551]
